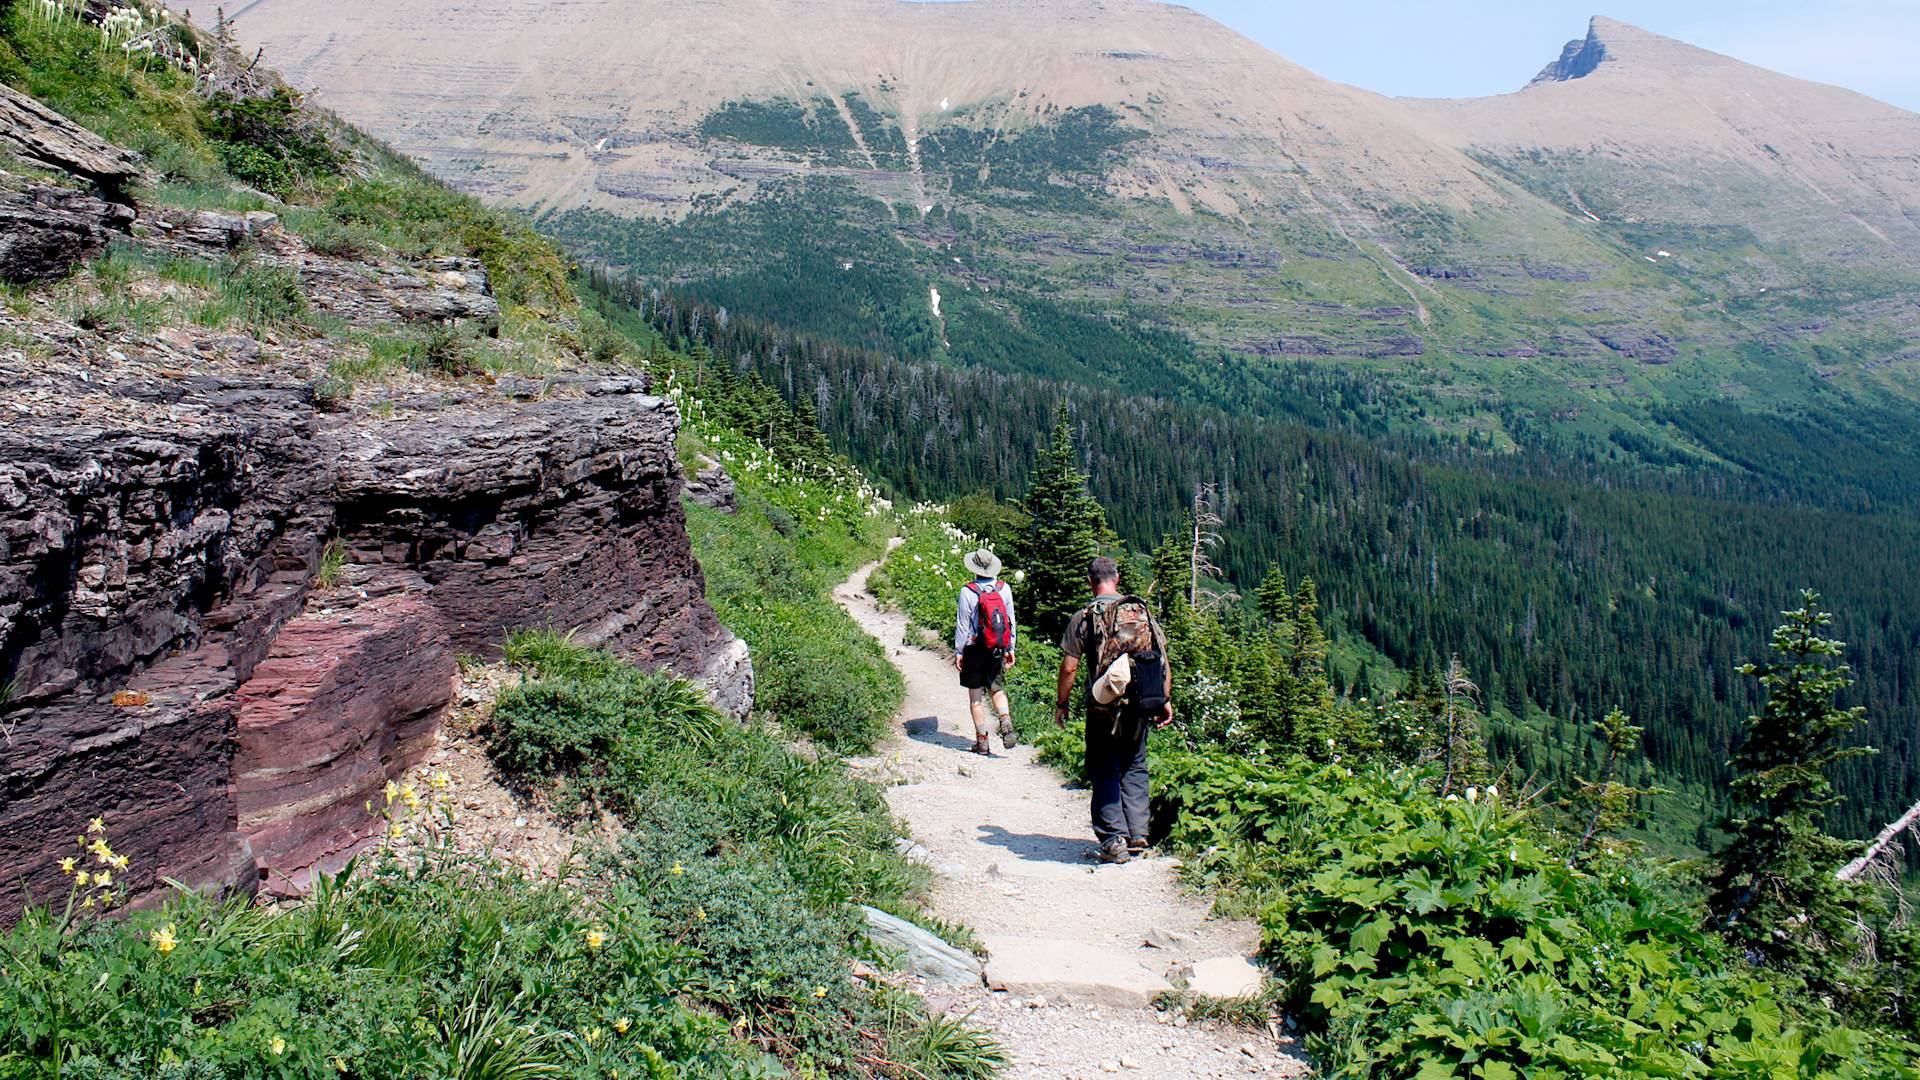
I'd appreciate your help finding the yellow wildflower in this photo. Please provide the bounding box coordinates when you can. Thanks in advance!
[269,1036,286,1056]
[58,857,76,875]
[812,986,828,999]
[384,780,398,805]
[74,870,89,887]
[88,816,105,834]
[669,862,685,876]
[583,927,607,951]
[333,1057,347,1073]
[694,907,707,921]
[613,1017,630,1034]
[150,924,178,954]
[388,822,406,839]
[111,854,129,870]
[94,870,112,888]
[80,895,94,909]
[584,1027,604,1046]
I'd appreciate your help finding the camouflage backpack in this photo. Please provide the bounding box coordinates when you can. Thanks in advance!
[1085,596,1168,719]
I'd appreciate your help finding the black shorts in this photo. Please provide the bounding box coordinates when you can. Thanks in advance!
[959,642,1005,691]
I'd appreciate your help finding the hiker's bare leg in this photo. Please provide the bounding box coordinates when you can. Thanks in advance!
[967,687,992,740]
[990,688,1011,722]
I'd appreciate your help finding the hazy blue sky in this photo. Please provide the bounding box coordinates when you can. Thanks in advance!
[1177,1,1920,111]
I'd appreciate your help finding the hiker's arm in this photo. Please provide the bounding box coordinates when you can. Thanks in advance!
[953,587,974,654]
[1004,585,1016,659]
[1006,584,1021,661]
[1054,655,1079,727]
[1157,630,1175,727]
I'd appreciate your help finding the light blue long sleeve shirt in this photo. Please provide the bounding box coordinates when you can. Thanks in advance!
[954,578,1017,653]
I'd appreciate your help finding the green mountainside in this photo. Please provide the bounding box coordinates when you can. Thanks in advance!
[208,0,1920,843]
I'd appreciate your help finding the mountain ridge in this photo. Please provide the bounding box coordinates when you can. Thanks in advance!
[217,0,1920,457]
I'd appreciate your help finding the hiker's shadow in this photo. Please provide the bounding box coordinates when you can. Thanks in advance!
[976,824,1092,866]
[904,716,976,752]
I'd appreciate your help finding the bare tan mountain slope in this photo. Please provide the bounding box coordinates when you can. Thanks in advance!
[1407,16,1920,262]
[208,1,1920,411]
[219,3,1919,262]
[218,0,1514,219]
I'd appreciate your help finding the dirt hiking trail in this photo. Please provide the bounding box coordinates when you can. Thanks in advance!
[835,554,1312,1078]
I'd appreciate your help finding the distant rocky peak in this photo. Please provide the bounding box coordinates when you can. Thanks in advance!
[1529,17,1610,85]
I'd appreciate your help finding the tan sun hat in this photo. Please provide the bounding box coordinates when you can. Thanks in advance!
[1091,653,1133,705]
[963,548,1002,578]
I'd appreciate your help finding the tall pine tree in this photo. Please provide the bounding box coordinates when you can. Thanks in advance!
[1018,405,1109,639]
[1709,591,1874,990]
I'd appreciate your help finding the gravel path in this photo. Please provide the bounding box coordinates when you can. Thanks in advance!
[834,554,1313,1078]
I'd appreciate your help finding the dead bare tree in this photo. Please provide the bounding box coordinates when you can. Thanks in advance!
[1439,654,1480,797]
[1187,483,1234,611]
[1838,796,1920,926]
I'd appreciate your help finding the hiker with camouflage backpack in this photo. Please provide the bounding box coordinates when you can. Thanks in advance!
[954,548,1019,756]
[1053,556,1173,864]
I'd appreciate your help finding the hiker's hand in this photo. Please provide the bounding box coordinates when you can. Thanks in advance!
[1053,704,1069,729]
[1004,653,1016,669]
[1155,704,1176,729]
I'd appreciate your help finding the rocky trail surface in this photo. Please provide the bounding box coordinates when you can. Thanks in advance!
[835,554,1312,1078]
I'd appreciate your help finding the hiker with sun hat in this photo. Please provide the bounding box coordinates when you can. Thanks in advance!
[954,547,1019,756]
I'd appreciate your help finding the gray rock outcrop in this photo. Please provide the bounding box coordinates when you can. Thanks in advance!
[0,82,143,198]
[0,181,137,282]
[860,905,985,989]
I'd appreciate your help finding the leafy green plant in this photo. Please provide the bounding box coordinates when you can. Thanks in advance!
[313,538,346,590]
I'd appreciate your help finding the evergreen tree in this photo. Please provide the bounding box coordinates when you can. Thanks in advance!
[1709,591,1875,988]
[1150,531,1193,609]
[1280,579,1334,753]
[1569,708,1664,863]
[1256,566,1291,625]
[1018,405,1109,638]
[1287,579,1328,689]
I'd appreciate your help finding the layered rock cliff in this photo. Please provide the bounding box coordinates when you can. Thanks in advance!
[0,109,750,913]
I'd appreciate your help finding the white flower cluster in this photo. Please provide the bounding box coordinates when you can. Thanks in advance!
[1184,671,1245,747]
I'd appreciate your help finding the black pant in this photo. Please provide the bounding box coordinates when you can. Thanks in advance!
[1086,711,1149,844]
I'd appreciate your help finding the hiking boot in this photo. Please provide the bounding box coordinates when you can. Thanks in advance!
[1127,837,1149,855]
[970,735,993,756]
[1098,836,1131,864]
[997,714,1019,749]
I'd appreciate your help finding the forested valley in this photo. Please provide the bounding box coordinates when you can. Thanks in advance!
[584,269,1920,848]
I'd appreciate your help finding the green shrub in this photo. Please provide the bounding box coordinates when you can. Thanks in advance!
[0,819,747,1079]
[203,88,341,199]
[487,633,998,1076]
[1155,754,1920,1079]
[684,461,899,751]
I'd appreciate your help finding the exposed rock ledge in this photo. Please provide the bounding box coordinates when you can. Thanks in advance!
[0,370,752,909]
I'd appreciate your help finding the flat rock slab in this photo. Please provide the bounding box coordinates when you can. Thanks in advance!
[861,905,983,989]
[984,936,1174,1007]
[1188,956,1265,999]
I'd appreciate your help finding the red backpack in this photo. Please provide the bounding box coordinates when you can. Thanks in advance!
[968,582,1013,654]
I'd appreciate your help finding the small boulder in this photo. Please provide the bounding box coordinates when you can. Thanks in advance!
[1188,956,1264,999]
[859,906,983,989]
[683,456,737,512]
